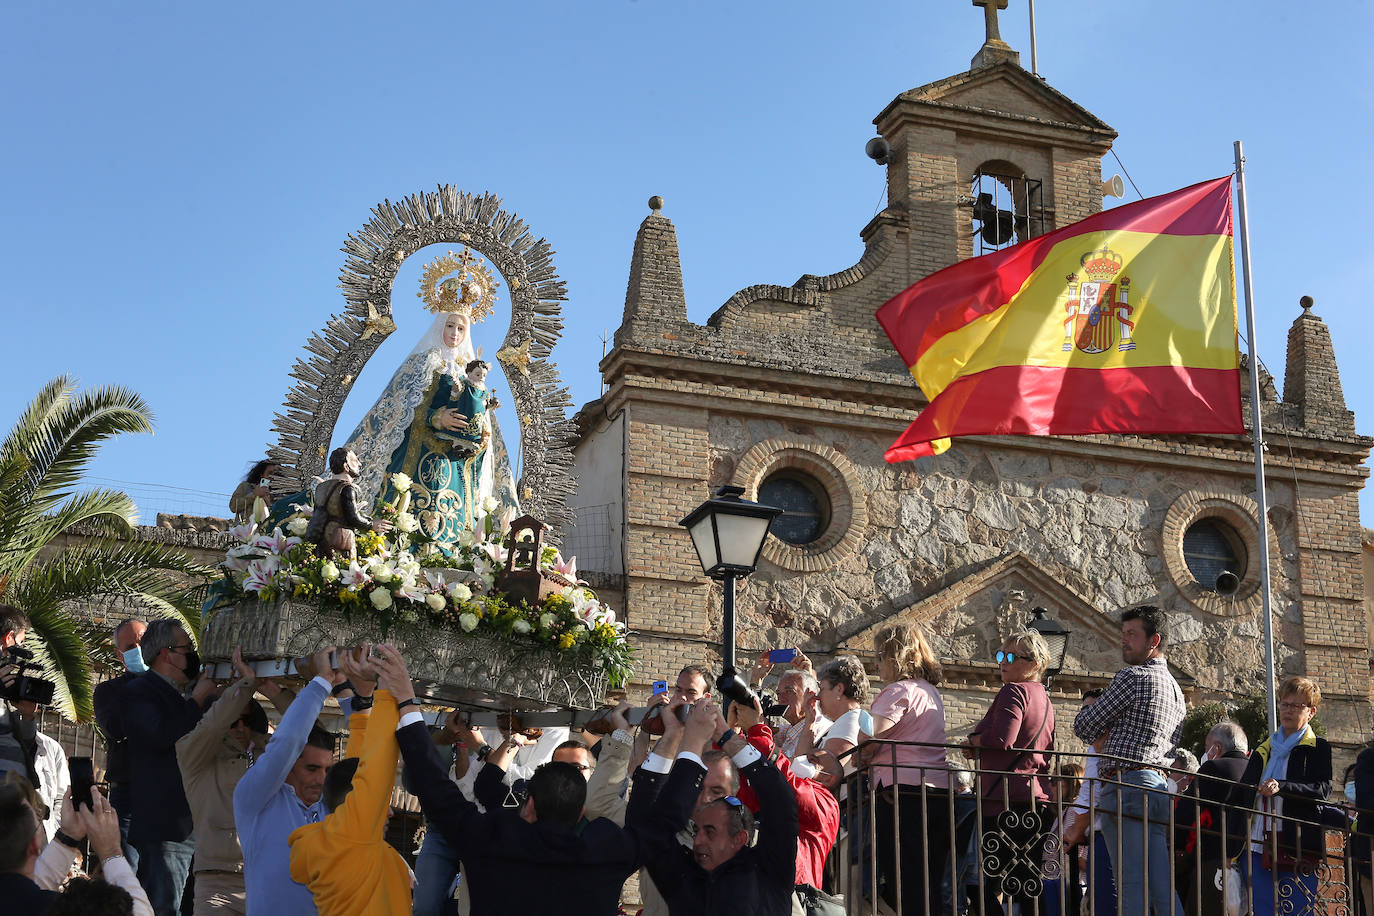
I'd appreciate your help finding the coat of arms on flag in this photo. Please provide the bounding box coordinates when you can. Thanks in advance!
[1063,247,1136,354]
[876,176,1243,462]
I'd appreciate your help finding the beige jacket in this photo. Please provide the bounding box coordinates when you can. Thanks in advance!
[175,677,292,873]
[583,732,669,916]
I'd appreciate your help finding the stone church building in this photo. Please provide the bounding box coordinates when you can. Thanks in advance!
[566,24,1372,754]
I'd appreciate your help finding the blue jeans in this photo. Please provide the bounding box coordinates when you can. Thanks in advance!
[108,784,139,873]
[1101,769,1183,916]
[1090,830,1119,914]
[1249,850,1319,915]
[412,822,460,916]
[134,838,195,916]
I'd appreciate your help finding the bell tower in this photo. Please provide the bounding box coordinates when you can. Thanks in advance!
[865,2,1119,284]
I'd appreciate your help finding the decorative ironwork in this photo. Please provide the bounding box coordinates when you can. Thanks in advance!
[203,598,608,711]
[266,187,577,532]
[979,807,1051,898]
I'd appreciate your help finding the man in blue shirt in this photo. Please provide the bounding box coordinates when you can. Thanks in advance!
[234,645,341,915]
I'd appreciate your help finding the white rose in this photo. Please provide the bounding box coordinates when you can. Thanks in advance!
[458,528,476,548]
[320,561,340,582]
[448,582,472,602]
[369,587,394,610]
[391,472,413,492]
[287,516,309,536]
[538,613,555,630]
[425,592,446,612]
[372,563,395,583]
[482,496,499,514]
[458,612,479,632]
[396,512,419,533]
[513,619,532,635]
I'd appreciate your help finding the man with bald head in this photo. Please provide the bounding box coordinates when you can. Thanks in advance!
[94,617,148,867]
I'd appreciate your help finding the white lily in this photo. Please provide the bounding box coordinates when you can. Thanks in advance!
[227,521,258,542]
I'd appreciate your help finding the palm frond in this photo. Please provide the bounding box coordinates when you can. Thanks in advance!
[20,383,154,506]
[11,539,214,720]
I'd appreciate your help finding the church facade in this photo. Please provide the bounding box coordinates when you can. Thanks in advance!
[567,28,1373,754]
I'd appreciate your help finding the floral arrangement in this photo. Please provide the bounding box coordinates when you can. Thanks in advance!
[216,475,632,686]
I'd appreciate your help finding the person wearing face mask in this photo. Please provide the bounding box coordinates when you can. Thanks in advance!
[123,619,219,916]
[1174,720,1248,916]
[94,617,149,869]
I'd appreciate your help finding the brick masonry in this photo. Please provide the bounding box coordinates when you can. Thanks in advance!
[571,56,1374,764]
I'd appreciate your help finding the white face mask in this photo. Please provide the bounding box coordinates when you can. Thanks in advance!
[1204,744,1218,762]
[1166,777,1180,795]
[1346,782,1358,803]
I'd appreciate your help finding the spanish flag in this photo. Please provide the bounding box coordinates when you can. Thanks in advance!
[877,176,1242,463]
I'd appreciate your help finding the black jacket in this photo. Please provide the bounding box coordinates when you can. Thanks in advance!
[397,720,677,915]
[1229,732,1332,859]
[1351,745,1374,863]
[123,672,205,844]
[93,671,138,785]
[630,752,799,916]
[1175,749,1249,862]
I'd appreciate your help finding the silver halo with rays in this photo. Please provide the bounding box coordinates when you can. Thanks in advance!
[265,186,576,532]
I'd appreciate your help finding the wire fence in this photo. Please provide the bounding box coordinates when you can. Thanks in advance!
[80,477,233,525]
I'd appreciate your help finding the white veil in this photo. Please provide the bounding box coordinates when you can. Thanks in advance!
[341,314,475,510]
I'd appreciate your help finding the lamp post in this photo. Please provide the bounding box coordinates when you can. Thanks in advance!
[1028,606,1071,683]
[679,485,782,704]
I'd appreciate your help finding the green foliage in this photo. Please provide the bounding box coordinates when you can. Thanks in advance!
[1181,690,1326,758]
[0,377,215,721]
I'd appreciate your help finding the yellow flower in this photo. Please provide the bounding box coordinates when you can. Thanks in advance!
[557,632,577,650]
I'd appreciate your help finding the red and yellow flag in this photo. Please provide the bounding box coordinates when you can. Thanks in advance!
[876,176,1242,462]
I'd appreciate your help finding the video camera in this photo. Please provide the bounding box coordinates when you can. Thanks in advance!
[1,646,57,706]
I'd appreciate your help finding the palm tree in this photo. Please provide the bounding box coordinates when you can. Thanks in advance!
[0,377,213,721]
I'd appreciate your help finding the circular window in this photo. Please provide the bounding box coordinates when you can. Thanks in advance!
[1182,519,1248,592]
[1162,489,1273,615]
[759,472,831,546]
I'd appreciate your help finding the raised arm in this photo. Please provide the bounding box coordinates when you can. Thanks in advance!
[178,648,258,774]
[234,647,336,818]
[373,643,483,853]
[728,733,799,887]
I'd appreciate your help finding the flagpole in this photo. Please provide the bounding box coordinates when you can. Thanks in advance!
[1233,139,1279,735]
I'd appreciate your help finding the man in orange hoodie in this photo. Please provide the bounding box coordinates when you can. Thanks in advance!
[287,646,411,916]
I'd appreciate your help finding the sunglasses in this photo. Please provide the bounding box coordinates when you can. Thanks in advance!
[722,795,744,808]
[995,650,1017,664]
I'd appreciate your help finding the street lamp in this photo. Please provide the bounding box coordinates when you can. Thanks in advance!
[1028,606,1071,682]
[679,485,782,704]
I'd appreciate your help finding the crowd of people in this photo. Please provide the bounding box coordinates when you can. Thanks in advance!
[2,599,1373,916]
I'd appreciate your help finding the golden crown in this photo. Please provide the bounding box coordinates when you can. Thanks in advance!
[1079,246,1124,283]
[418,248,500,322]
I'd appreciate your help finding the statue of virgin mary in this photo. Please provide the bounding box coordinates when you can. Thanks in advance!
[341,250,519,549]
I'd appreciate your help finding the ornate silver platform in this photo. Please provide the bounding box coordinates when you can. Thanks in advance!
[202,598,608,712]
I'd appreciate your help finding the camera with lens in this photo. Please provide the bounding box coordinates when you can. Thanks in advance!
[1,646,57,706]
[757,691,789,719]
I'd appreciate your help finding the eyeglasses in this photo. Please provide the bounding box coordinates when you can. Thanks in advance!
[995,650,1017,664]
[168,644,193,654]
[1279,701,1311,711]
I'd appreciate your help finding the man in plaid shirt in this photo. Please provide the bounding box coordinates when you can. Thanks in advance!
[1073,605,1186,916]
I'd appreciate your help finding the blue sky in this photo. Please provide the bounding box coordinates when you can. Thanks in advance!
[2,2,1370,526]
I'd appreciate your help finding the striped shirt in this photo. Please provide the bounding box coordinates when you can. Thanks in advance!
[1072,656,1184,769]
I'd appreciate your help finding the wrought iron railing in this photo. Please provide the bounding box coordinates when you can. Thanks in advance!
[831,738,1365,916]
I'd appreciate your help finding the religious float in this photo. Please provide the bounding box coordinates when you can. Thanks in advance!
[202,188,630,716]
